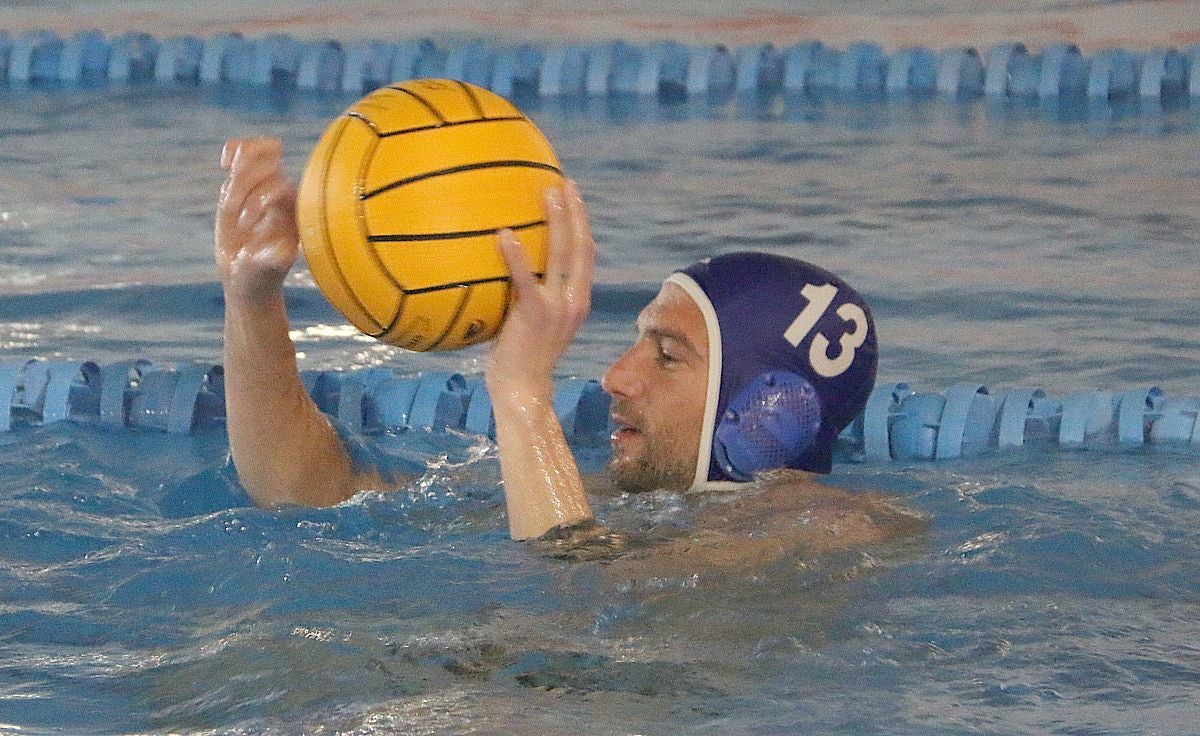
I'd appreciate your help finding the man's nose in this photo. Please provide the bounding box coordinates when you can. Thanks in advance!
[601,345,644,398]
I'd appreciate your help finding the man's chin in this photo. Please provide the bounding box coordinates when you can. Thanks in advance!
[606,457,691,494]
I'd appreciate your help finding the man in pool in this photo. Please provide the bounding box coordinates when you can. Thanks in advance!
[216,137,920,556]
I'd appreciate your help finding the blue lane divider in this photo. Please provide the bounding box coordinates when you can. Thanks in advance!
[844,379,1198,461]
[407,371,468,430]
[335,369,365,433]
[995,387,1048,449]
[109,31,158,83]
[688,44,735,98]
[3,359,1196,461]
[862,381,912,461]
[155,35,203,83]
[0,360,31,431]
[845,42,887,93]
[1152,397,1200,444]
[734,43,782,94]
[341,39,396,94]
[392,39,436,87]
[99,358,153,427]
[1192,47,1200,98]
[444,38,493,89]
[1058,390,1114,447]
[127,364,176,430]
[0,32,10,80]
[40,361,100,424]
[362,367,418,429]
[1117,387,1164,445]
[168,363,223,433]
[1038,44,1087,97]
[1088,48,1139,99]
[607,40,644,94]
[296,39,342,91]
[984,43,1026,97]
[887,46,937,95]
[633,41,688,98]
[491,43,543,97]
[808,44,843,91]
[540,43,588,96]
[937,47,985,96]
[933,384,993,460]
[244,34,293,87]
[782,41,821,93]
[2,30,1198,104]
[199,32,242,84]
[463,380,495,437]
[61,30,109,83]
[10,29,61,83]
[886,392,946,461]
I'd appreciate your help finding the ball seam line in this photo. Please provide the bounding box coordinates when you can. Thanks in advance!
[318,115,386,334]
[375,115,527,138]
[427,285,474,351]
[356,114,407,299]
[385,85,446,124]
[366,218,546,243]
[381,291,405,339]
[454,79,488,120]
[360,160,563,200]
[401,274,534,295]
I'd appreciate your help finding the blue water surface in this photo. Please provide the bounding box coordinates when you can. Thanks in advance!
[1,81,1199,734]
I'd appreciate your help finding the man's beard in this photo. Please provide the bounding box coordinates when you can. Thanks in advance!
[606,439,695,493]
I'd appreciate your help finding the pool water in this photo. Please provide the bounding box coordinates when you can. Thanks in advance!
[1,84,1199,734]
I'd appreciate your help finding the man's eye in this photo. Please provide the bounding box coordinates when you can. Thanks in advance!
[656,348,678,365]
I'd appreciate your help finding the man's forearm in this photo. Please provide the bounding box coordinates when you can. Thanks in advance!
[223,292,359,507]
[488,379,593,540]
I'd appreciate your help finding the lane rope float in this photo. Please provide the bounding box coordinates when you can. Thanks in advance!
[1,30,1197,104]
[0,357,1195,460]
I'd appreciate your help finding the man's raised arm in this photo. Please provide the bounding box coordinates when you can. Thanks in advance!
[215,137,368,508]
[485,182,596,540]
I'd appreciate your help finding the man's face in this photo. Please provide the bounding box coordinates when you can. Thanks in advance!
[601,282,710,493]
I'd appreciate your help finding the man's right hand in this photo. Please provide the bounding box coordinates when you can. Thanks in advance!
[215,137,299,305]
[487,180,594,394]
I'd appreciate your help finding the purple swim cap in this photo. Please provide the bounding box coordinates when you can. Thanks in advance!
[666,252,877,489]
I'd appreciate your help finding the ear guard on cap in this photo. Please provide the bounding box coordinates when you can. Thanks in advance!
[712,372,823,482]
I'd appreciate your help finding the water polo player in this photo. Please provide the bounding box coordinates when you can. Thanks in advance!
[216,136,917,551]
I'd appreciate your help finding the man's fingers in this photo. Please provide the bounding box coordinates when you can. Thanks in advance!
[498,229,537,297]
[238,173,295,232]
[220,161,273,214]
[564,179,594,297]
[221,137,280,170]
[228,137,281,170]
[220,139,241,171]
[541,184,571,286]
[219,139,285,230]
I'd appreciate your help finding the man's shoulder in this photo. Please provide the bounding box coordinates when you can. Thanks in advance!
[698,470,927,553]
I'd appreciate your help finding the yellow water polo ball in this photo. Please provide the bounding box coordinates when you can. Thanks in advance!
[296,78,563,351]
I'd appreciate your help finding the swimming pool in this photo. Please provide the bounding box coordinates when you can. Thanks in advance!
[2,73,1199,734]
